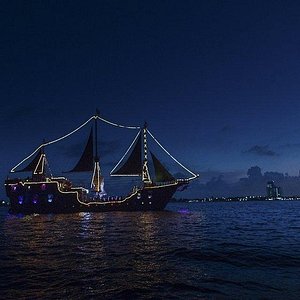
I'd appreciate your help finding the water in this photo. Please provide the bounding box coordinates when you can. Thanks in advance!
[1,201,300,299]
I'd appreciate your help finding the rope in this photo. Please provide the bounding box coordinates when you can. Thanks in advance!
[110,130,141,176]
[11,116,95,172]
[97,116,140,129]
[10,112,197,183]
[147,129,199,180]
[11,114,141,173]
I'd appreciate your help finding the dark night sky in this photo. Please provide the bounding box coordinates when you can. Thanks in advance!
[1,0,300,198]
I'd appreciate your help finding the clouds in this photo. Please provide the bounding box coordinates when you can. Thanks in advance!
[184,165,300,198]
[242,145,278,157]
[196,169,245,183]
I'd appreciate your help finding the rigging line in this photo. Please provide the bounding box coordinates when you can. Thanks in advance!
[96,116,140,130]
[147,129,199,179]
[110,130,141,175]
[11,116,95,173]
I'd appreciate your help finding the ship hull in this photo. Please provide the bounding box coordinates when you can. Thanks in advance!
[5,178,184,214]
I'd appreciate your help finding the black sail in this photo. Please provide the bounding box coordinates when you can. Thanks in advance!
[68,128,94,172]
[112,133,142,176]
[15,149,43,172]
[150,151,175,182]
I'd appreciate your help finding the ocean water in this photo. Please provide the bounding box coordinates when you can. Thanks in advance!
[0,201,300,300]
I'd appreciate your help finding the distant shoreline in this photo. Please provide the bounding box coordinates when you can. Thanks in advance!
[2,196,300,208]
[172,196,300,203]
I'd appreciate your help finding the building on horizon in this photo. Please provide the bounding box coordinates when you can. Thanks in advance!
[266,181,282,199]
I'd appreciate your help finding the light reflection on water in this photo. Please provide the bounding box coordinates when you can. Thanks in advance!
[1,201,300,299]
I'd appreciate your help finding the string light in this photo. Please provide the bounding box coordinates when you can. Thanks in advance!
[110,130,142,176]
[11,116,95,172]
[147,129,199,181]
[7,112,198,212]
[6,178,140,205]
[91,161,102,192]
[33,154,45,175]
[11,113,197,182]
[11,114,140,173]
[142,125,152,183]
[96,116,140,130]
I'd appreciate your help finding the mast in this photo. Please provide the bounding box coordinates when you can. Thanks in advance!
[142,122,152,184]
[14,144,49,181]
[91,110,104,193]
[95,110,99,162]
[33,146,46,179]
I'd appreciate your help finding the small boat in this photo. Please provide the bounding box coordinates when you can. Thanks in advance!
[5,112,198,214]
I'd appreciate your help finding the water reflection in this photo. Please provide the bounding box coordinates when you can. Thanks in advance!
[3,207,209,299]
[5,202,297,299]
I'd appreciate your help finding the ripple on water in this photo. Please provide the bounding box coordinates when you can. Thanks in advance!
[0,201,300,299]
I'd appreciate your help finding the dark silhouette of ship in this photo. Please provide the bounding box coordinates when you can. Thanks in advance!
[5,112,198,214]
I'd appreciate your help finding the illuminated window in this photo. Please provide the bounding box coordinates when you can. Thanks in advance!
[33,194,38,204]
[48,194,53,203]
[18,196,23,205]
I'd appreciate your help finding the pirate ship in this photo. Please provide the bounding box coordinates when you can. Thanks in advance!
[5,113,198,214]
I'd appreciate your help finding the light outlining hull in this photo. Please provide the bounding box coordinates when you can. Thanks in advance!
[5,177,188,214]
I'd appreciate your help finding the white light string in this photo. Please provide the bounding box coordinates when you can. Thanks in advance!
[146,129,199,181]
[97,116,140,129]
[11,116,95,172]
[11,114,140,173]
[110,130,141,176]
